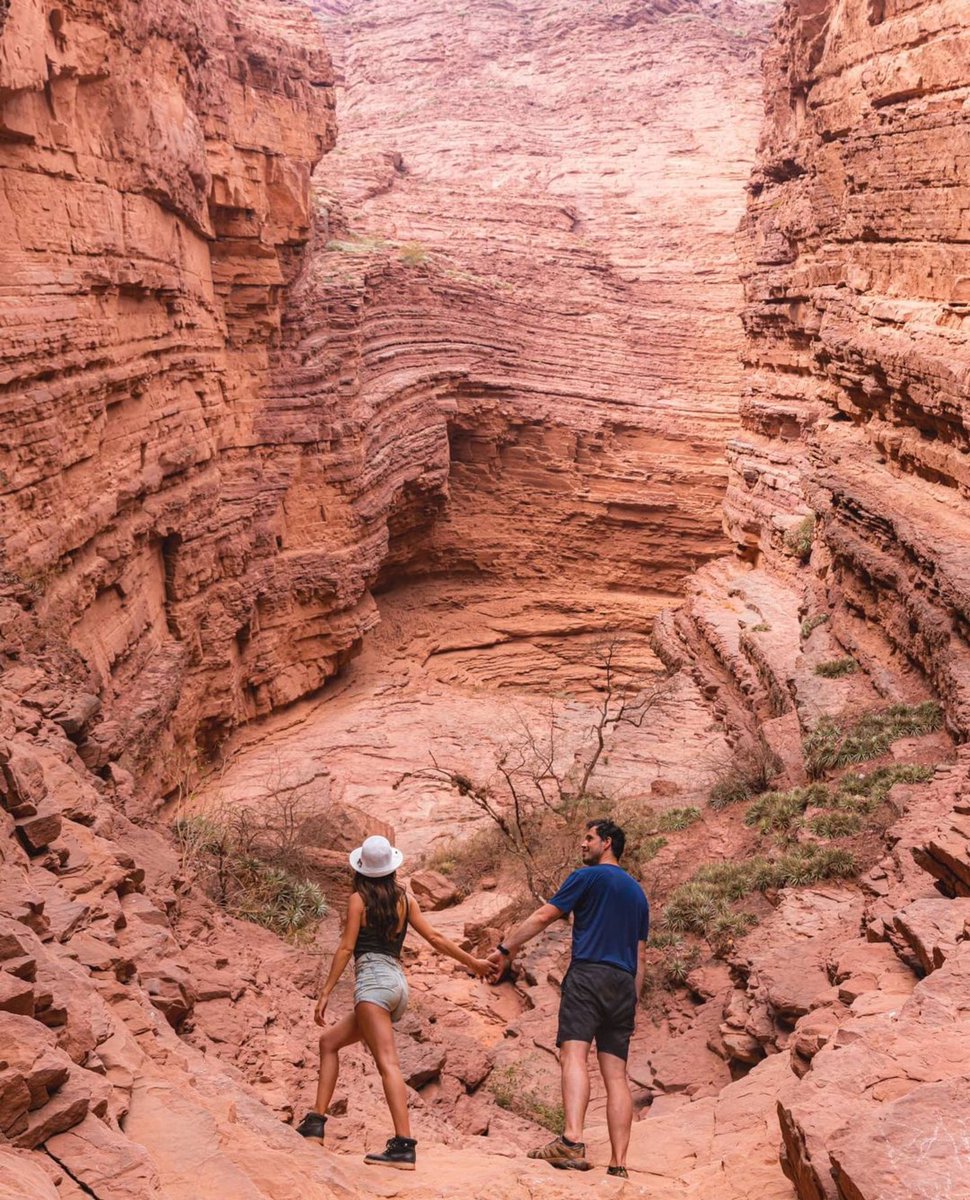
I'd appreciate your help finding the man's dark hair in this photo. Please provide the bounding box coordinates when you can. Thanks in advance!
[586,818,625,860]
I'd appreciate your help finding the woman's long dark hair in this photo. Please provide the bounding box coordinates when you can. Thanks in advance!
[355,871,403,940]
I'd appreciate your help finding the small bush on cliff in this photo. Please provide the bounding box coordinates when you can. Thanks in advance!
[743,764,935,841]
[832,762,934,806]
[662,845,856,942]
[655,806,701,833]
[814,658,858,679]
[709,741,781,809]
[646,933,702,988]
[399,240,428,266]
[744,785,827,836]
[489,1065,564,1133]
[809,810,863,838]
[174,799,327,941]
[800,613,829,640]
[783,514,815,563]
[803,703,943,778]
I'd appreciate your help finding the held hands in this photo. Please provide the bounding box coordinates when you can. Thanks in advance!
[485,948,510,984]
[469,957,493,978]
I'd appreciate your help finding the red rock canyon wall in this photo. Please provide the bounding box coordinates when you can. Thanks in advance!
[0,0,336,794]
[659,4,970,1199]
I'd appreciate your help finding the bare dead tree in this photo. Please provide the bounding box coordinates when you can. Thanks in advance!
[419,639,673,901]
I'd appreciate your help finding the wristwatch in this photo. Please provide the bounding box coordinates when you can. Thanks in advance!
[497,943,511,957]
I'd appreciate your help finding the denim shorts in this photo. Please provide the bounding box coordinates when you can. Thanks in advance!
[354,952,409,1023]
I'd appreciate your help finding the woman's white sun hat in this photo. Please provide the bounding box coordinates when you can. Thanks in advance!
[349,835,404,879]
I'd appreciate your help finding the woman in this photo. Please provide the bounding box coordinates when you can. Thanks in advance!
[296,835,490,1170]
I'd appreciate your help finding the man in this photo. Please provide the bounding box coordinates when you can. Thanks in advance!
[488,819,649,1177]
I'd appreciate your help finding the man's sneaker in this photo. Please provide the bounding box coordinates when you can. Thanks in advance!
[364,1136,417,1171]
[295,1111,326,1144]
[527,1136,593,1171]
[607,1165,629,1178]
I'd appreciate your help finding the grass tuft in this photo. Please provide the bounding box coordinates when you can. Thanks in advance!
[489,1065,564,1133]
[655,807,702,833]
[784,514,815,563]
[800,613,830,640]
[809,810,863,838]
[745,784,827,835]
[710,743,781,809]
[803,703,943,778]
[814,658,858,678]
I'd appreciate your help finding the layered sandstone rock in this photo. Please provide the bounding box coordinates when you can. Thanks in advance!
[300,0,773,627]
[729,0,970,733]
[657,3,970,1198]
[0,0,335,795]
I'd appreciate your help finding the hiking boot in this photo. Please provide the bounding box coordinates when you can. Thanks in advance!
[295,1112,326,1144]
[364,1136,417,1171]
[527,1135,593,1171]
[607,1165,629,1178]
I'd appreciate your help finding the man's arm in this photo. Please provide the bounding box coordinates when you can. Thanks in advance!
[503,902,565,955]
[486,902,564,978]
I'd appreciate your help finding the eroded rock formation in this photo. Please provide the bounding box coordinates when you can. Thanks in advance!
[660,3,970,1198]
[0,0,336,795]
[2,0,970,1197]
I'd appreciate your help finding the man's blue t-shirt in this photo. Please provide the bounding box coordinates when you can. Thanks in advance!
[549,864,649,976]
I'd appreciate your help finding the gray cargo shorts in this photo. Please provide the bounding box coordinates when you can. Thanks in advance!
[354,952,409,1023]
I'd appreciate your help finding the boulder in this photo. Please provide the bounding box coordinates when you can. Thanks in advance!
[892,897,970,975]
[409,869,458,911]
[46,1113,162,1200]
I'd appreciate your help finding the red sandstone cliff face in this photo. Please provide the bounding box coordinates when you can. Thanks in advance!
[296,0,771,634]
[659,4,970,1198]
[0,0,335,794]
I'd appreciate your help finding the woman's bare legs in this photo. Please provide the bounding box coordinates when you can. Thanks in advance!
[355,1002,411,1138]
[314,1011,361,1114]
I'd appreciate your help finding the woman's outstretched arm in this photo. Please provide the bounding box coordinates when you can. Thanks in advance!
[315,892,364,1024]
[407,895,491,976]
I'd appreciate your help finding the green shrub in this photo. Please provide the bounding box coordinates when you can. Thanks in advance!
[662,844,857,938]
[745,786,825,835]
[232,859,328,937]
[694,861,756,901]
[648,928,685,949]
[750,623,771,633]
[784,514,815,563]
[707,910,758,955]
[804,703,943,778]
[814,658,858,678]
[660,942,702,986]
[773,843,856,885]
[826,762,935,813]
[662,881,724,933]
[489,1065,564,1133]
[174,810,328,940]
[800,613,830,640]
[655,807,701,833]
[810,810,863,838]
[399,240,428,266]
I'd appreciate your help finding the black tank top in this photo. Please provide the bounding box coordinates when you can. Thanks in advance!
[354,892,409,960]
